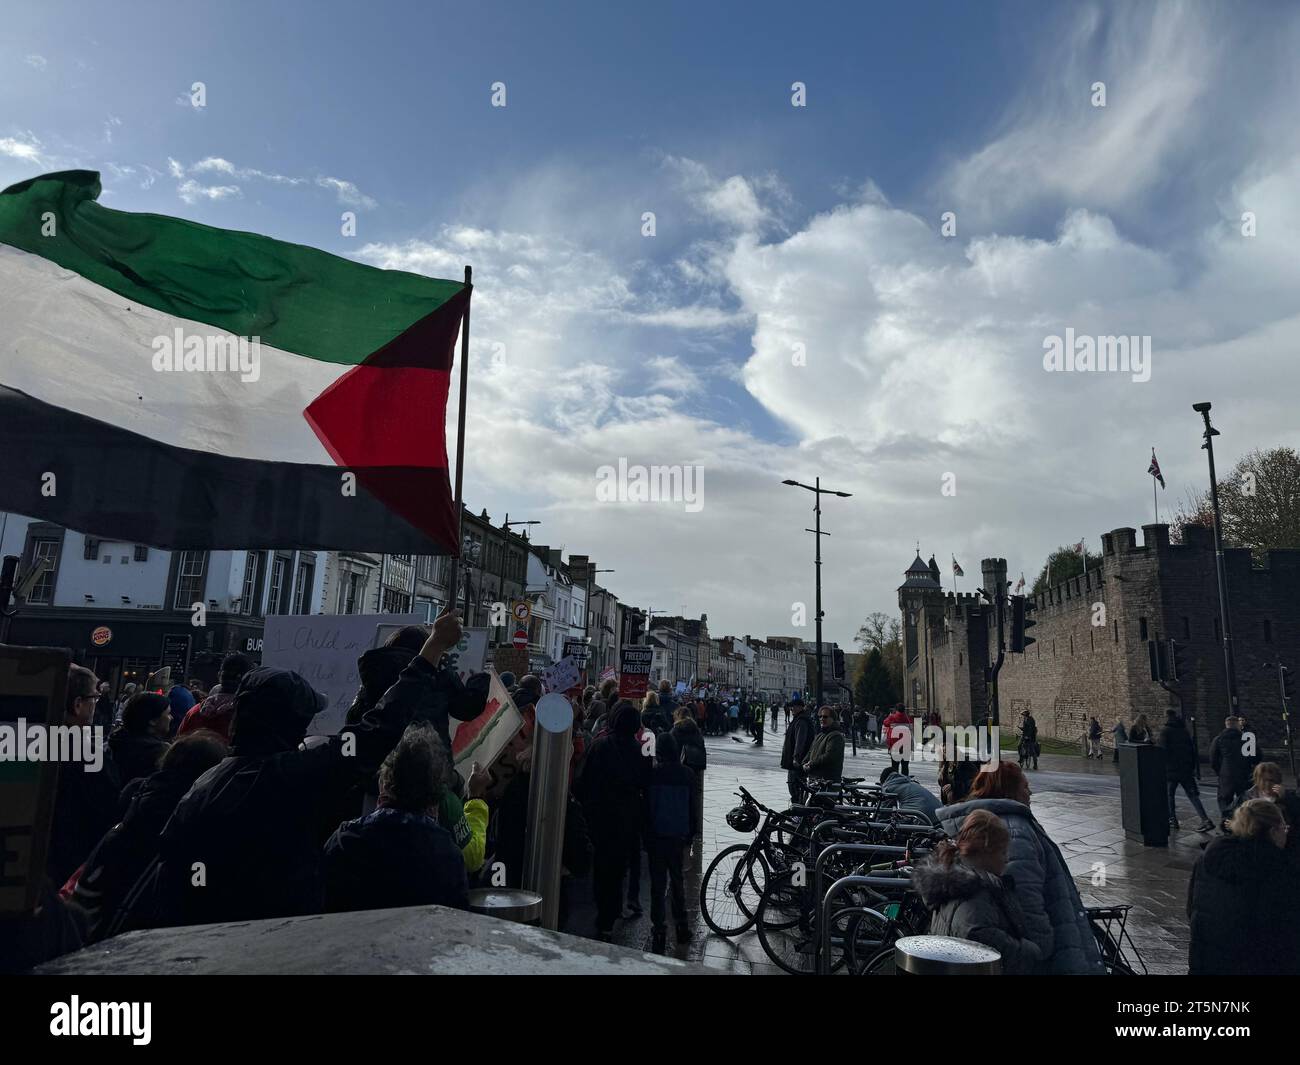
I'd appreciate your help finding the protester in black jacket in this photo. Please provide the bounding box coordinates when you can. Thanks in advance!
[780,698,815,803]
[107,692,173,790]
[48,665,121,886]
[72,731,229,941]
[643,732,697,952]
[578,701,651,940]
[1188,799,1300,974]
[1156,710,1214,832]
[323,723,468,913]
[1210,717,1251,823]
[124,611,474,929]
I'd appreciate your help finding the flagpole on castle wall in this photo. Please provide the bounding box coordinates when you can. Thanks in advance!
[1153,447,1159,526]
[447,265,472,615]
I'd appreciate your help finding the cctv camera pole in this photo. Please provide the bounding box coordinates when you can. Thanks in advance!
[1194,402,1239,718]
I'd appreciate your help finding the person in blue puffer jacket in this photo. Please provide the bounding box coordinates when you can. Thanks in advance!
[643,731,698,953]
[936,761,1104,975]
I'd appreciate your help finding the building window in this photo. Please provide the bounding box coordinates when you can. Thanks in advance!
[382,588,410,613]
[293,560,315,614]
[240,552,261,615]
[267,556,288,616]
[83,538,100,561]
[339,571,367,615]
[1183,616,1191,639]
[134,544,149,562]
[1138,617,1148,641]
[1264,619,1273,644]
[175,551,207,610]
[26,538,59,604]
[102,554,111,564]
[1113,620,1118,643]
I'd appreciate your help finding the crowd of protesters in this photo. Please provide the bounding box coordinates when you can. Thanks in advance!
[7,627,1300,977]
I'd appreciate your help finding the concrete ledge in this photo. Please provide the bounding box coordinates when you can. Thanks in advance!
[34,905,709,975]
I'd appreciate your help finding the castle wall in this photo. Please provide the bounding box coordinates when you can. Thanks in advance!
[903,524,1300,756]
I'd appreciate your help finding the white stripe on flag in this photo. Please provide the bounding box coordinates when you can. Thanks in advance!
[1,243,343,465]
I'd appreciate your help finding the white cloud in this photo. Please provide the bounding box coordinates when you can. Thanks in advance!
[316,175,376,209]
[176,179,241,204]
[0,136,44,165]
[25,55,47,71]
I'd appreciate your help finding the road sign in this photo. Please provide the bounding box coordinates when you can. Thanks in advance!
[512,599,532,625]
[513,628,529,649]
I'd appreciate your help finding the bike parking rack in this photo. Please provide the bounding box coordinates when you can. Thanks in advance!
[817,873,917,976]
[811,842,909,973]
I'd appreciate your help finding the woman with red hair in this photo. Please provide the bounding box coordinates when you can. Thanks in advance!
[937,760,1103,974]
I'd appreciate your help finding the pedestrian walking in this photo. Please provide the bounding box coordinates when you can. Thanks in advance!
[1086,716,1103,759]
[882,704,912,775]
[1111,718,1127,763]
[643,732,697,953]
[1210,716,1252,827]
[1017,710,1039,770]
[1156,710,1214,833]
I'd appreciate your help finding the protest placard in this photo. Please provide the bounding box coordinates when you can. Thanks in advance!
[262,613,422,735]
[449,669,525,771]
[0,643,70,916]
[618,645,653,700]
[542,655,580,694]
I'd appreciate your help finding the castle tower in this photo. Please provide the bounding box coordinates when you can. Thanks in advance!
[899,551,944,711]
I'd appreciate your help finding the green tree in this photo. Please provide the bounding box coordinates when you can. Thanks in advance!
[854,647,897,711]
[1173,447,1300,562]
[1031,546,1103,595]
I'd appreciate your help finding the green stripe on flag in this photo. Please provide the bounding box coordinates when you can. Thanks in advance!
[0,170,463,366]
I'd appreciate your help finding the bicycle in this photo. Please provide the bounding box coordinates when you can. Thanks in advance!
[1087,904,1147,975]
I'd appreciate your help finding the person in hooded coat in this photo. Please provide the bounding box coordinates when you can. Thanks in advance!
[107,692,173,791]
[121,611,473,929]
[879,766,942,824]
[70,730,229,942]
[177,652,252,741]
[912,809,1043,975]
[643,731,698,952]
[1188,799,1300,974]
[322,723,469,913]
[578,700,652,940]
[937,761,1104,975]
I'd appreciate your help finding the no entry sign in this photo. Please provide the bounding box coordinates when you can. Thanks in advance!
[512,629,529,649]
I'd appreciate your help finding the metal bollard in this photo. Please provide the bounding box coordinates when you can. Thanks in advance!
[521,692,574,931]
[893,935,1001,974]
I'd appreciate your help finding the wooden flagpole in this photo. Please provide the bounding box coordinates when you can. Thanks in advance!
[446,265,472,615]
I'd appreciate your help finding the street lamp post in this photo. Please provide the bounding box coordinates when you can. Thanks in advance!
[783,477,851,707]
[1193,402,1239,717]
[501,515,539,645]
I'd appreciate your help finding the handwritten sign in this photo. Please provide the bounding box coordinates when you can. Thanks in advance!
[542,655,581,695]
[262,613,422,735]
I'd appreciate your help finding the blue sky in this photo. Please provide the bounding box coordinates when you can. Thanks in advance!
[5,1,1300,645]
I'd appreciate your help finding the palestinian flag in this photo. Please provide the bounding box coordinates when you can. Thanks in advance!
[0,170,466,552]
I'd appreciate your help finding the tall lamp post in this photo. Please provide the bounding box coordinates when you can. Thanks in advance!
[782,477,851,707]
[1193,402,1239,717]
[500,516,539,645]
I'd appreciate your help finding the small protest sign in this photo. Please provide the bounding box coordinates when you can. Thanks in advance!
[618,645,653,700]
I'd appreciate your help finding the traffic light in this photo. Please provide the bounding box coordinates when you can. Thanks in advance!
[833,647,845,680]
[1009,595,1036,652]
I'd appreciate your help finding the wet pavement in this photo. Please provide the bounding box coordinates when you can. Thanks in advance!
[576,721,1207,974]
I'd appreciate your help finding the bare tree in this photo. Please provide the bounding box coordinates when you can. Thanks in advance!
[1172,447,1300,560]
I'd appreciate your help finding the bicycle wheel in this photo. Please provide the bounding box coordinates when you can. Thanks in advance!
[859,945,899,975]
[700,844,763,936]
[754,876,852,975]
